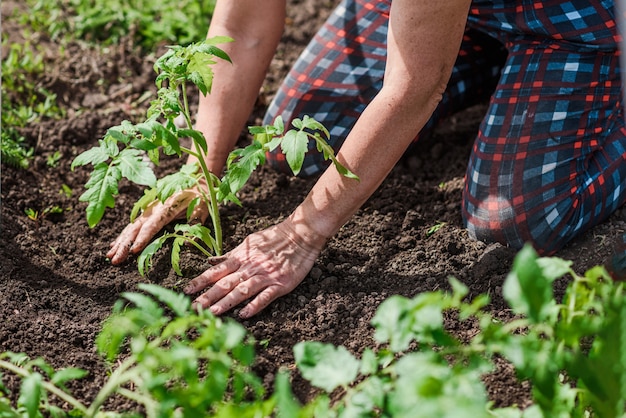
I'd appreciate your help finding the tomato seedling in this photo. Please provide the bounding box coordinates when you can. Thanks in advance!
[72,37,357,276]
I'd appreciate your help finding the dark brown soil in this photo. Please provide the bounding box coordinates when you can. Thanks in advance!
[2,0,625,412]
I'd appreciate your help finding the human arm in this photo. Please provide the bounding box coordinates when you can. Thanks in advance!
[107,0,286,264]
[184,0,472,317]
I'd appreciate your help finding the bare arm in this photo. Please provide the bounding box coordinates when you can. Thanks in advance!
[290,0,471,247]
[190,0,287,173]
[107,0,286,263]
[185,0,472,317]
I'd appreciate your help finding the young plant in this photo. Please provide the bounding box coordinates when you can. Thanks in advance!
[1,39,62,169]
[0,284,276,417]
[292,244,626,417]
[72,37,357,276]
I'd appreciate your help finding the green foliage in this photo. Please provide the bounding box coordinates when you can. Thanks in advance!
[1,39,63,169]
[292,245,626,417]
[19,0,216,49]
[0,285,270,417]
[2,247,626,416]
[73,38,357,275]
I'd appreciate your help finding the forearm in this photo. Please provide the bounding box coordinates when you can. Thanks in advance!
[188,0,287,174]
[286,0,470,250]
[287,87,439,250]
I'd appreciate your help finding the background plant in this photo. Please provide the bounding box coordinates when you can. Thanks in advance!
[17,0,216,50]
[1,39,63,169]
[2,247,626,417]
[292,244,626,417]
[72,38,357,276]
[0,284,278,417]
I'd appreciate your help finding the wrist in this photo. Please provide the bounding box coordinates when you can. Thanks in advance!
[282,204,337,253]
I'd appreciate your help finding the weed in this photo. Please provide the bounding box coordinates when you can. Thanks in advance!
[46,151,62,168]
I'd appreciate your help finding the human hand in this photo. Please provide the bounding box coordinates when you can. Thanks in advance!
[183,219,325,318]
[107,188,209,265]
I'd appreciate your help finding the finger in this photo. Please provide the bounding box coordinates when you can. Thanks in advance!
[107,221,143,265]
[192,272,252,313]
[206,255,229,265]
[202,275,261,315]
[240,286,287,318]
[184,256,240,294]
[129,195,190,253]
[188,202,209,226]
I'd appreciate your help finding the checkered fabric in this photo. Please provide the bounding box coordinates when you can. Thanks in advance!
[264,0,626,254]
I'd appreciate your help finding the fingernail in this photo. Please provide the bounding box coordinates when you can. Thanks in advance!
[209,306,221,315]
[183,285,194,294]
[239,309,249,319]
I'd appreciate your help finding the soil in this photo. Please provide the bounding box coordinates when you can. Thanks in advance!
[2,0,625,413]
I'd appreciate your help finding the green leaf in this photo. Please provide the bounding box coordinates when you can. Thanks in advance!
[71,144,110,170]
[179,129,207,154]
[79,162,121,227]
[118,148,157,187]
[281,129,308,176]
[130,187,159,222]
[137,283,191,316]
[371,295,416,352]
[536,256,573,282]
[274,371,301,418]
[156,164,198,202]
[0,397,20,418]
[138,234,168,276]
[50,367,88,386]
[18,372,42,418]
[222,142,265,195]
[171,236,183,276]
[503,245,557,323]
[188,53,216,95]
[294,341,360,393]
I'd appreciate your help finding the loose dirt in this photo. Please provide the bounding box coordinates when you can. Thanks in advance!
[2,0,625,411]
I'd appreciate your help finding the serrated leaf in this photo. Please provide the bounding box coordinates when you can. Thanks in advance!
[79,162,121,228]
[281,130,308,176]
[273,115,285,134]
[118,148,157,187]
[130,187,159,222]
[294,341,360,392]
[156,164,198,202]
[503,245,556,323]
[188,53,216,96]
[71,144,110,170]
[138,283,191,317]
[50,368,88,386]
[223,143,265,194]
[371,295,415,352]
[138,235,168,276]
[18,372,42,418]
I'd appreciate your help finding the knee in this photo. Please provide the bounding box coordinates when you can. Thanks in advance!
[462,191,566,255]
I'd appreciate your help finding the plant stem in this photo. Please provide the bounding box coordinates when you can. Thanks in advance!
[0,359,88,415]
[116,387,159,417]
[86,356,136,416]
[180,83,223,255]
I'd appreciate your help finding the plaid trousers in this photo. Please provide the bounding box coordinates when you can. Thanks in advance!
[264,0,626,254]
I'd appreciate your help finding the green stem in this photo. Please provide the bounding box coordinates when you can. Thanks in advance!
[116,387,159,417]
[179,83,222,255]
[0,359,88,415]
[86,356,136,416]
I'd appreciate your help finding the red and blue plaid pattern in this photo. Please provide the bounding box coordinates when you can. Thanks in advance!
[264,0,626,254]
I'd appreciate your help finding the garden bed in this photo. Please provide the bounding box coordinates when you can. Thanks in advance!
[2,0,625,412]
